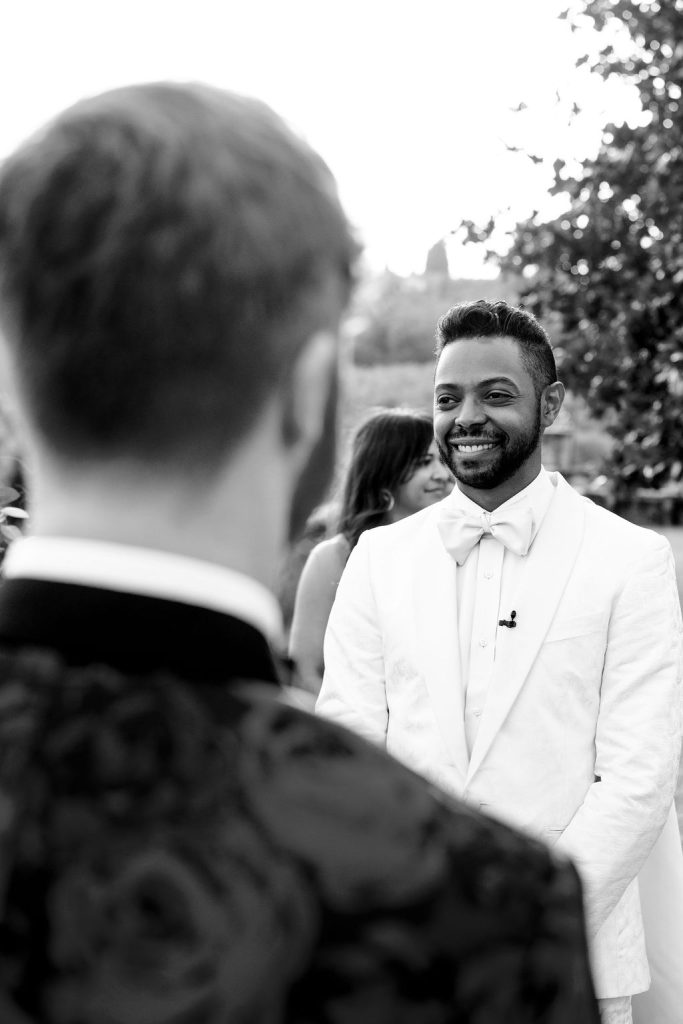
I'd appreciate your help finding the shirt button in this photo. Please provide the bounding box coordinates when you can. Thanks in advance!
[483,570,493,579]
[473,708,482,717]
[479,638,488,648]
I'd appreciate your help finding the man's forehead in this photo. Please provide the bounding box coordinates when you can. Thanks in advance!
[435,335,528,385]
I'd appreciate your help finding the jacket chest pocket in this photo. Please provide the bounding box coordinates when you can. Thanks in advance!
[538,613,607,699]
[543,612,606,643]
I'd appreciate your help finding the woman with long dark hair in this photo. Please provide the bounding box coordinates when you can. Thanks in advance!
[289,408,451,694]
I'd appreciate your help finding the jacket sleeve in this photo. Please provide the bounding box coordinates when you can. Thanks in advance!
[555,535,683,936]
[315,533,390,745]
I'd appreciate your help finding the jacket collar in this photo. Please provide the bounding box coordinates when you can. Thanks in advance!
[0,578,283,686]
[3,536,283,647]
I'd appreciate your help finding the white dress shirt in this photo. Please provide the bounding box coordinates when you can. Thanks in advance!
[450,469,555,755]
[3,536,283,645]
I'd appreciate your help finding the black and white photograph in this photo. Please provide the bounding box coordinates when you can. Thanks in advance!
[0,2,680,1022]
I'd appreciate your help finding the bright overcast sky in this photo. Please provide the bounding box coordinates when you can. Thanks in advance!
[2,0,640,276]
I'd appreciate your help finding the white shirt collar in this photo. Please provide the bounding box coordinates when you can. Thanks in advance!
[3,536,283,644]
[445,467,556,543]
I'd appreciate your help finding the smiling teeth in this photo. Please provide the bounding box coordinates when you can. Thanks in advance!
[455,443,495,452]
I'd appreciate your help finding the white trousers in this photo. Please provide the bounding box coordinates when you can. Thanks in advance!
[598,996,632,1024]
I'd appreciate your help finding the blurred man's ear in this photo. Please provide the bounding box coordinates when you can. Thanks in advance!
[0,326,28,449]
[281,330,338,451]
[283,330,339,541]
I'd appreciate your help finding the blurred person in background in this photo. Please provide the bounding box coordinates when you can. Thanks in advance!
[289,407,451,694]
[277,499,334,634]
[0,86,600,1023]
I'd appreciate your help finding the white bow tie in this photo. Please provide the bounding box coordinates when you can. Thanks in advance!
[437,505,534,565]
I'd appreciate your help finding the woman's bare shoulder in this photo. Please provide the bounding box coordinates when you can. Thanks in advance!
[304,533,351,579]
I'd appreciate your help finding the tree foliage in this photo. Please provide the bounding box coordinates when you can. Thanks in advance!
[477,0,683,492]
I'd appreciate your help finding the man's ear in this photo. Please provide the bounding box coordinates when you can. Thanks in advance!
[281,329,338,450]
[540,381,565,429]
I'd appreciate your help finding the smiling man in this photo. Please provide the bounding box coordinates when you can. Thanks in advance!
[317,299,683,1024]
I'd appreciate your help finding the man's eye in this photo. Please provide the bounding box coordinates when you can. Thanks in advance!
[486,391,511,401]
[436,395,457,407]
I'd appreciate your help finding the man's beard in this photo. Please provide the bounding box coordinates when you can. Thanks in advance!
[287,368,339,542]
[437,402,542,491]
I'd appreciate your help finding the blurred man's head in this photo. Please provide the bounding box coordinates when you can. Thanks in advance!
[0,83,355,561]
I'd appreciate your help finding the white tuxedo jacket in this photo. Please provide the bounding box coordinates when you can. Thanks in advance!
[317,473,683,1000]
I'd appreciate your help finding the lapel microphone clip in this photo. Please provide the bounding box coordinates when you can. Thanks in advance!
[498,610,517,629]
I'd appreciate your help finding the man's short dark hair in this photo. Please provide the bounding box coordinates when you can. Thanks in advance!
[435,300,557,396]
[0,83,356,468]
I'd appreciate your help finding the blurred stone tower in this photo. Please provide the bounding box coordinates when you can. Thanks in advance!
[424,239,449,278]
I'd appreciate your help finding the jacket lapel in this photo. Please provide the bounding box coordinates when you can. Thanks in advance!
[465,475,587,782]
[411,514,470,782]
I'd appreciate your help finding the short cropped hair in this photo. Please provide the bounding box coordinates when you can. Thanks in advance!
[0,83,356,467]
[338,408,434,549]
[435,300,557,395]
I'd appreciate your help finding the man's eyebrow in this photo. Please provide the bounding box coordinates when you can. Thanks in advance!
[478,376,519,389]
[435,376,520,390]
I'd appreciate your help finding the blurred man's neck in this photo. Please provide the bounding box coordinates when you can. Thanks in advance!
[25,432,290,593]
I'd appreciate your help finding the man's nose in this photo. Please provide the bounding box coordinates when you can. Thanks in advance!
[454,395,486,430]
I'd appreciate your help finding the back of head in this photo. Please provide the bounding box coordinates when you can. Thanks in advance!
[338,408,434,547]
[0,83,356,470]
[435,299,557,396]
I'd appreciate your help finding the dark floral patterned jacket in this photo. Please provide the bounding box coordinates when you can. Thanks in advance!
[0,650,599,1024]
